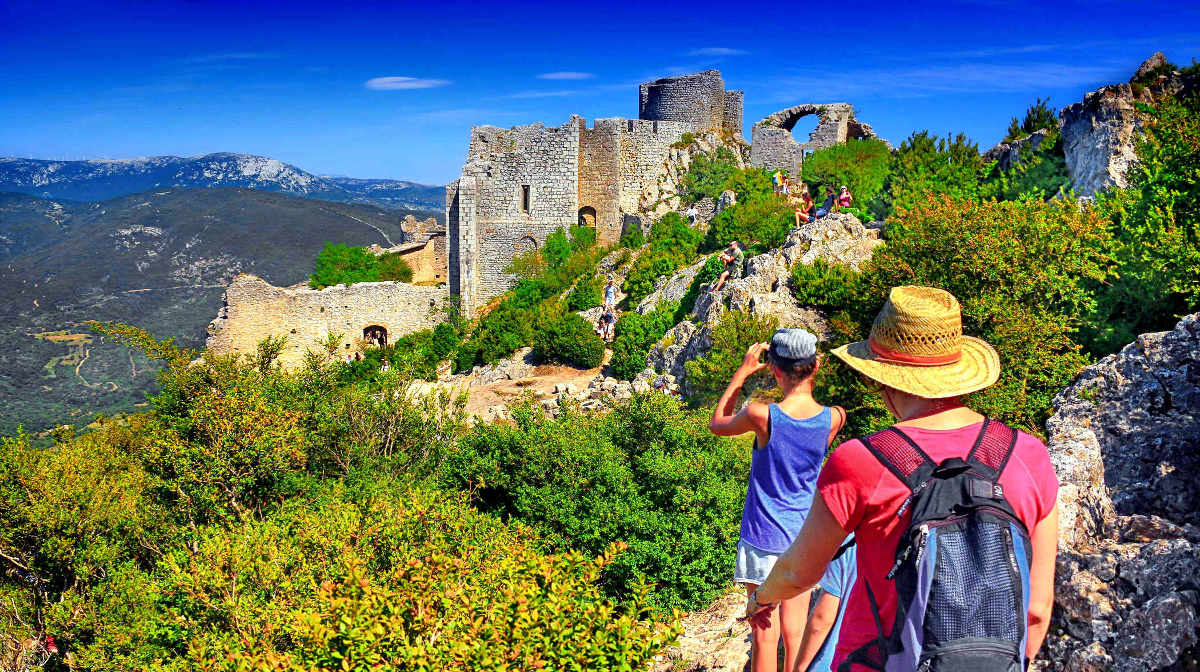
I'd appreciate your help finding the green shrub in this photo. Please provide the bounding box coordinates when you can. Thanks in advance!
[609,302,679,380]
[620,224,645,249]
[674,255,726,323]
[624,253,679,305]
[1004,97,1058,143]
[801,138,892,207]
[622,213,706,305]
[871,131,987,220]
[534,311,605,369]
[684,309,779,401]
[980,133,1072,202]
[567,273,603,312]
[703,193,793,254]
[570,223,597,252]
[1084,92,1200,353]
[308,242,380,289]
[543,228,572,268]
[681,148,774,203]
[442,393,748,612]
[791,259,864,309]
[375,251,414,282]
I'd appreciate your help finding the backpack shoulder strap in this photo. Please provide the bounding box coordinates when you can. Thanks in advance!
[862,427,937,493]
[965,417,1019,481]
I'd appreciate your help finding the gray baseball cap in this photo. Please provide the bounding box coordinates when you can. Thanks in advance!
[771,328,818,360]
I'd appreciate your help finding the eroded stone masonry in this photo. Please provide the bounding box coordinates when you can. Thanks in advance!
[750,103,882,178]
[447,69,746,314]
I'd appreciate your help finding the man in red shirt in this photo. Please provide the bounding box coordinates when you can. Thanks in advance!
[745,286,1059,671]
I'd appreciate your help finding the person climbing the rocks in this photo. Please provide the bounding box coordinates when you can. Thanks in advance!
[837,184,853,211]
[794,534,856,672]
[710,240,744,294]
[815,186,836,219]
[707,328,846,672]
[794,189,814,228]
[744,286,1060,672]
[604,276,618,311]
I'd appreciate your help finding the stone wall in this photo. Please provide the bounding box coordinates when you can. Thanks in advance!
[750,103,882,176]
[639,70,726,131]
[205,274,446,368]
[578,119,623,245]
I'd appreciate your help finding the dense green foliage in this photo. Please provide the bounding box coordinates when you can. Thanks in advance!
[567,273,603,312]
[680,147,772,203]
[623,213,704,304]
[533,311,606,369]
[791,259,865,309]
[620,224,645,249]
[1004,97,1058,143]
[801,138,892,207]
[1,326,731,670]
[674,255,726,323]
[308,242,414,289]
[609,302,679,380]
[1085,93,1200,352]
[703,192,794,255]
[684,310,780,402]
[441,394,747,612]
[871,132,988,219]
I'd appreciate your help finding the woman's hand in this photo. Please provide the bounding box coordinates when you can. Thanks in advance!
[736,342,769,380]
[743,590,777,629]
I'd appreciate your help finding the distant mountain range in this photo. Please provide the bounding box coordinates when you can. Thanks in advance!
[0,153,445,211]
[0,187,428,434]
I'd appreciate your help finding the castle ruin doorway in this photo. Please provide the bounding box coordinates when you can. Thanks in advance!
[363,325,388,347]
[578,206,597,228]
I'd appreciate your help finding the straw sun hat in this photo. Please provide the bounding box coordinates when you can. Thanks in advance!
[831,286,1000,399]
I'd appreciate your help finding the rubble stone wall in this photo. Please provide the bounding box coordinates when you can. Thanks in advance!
[750,103,881,176]
[205,274,446,368]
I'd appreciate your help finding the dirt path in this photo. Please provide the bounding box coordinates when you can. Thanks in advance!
[463,358,606,417]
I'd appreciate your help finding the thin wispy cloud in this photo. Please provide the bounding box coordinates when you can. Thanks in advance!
[537,71,594,80]
[762,61,1123,101]
[365,76,452,90]
[184,52,278,64]
[503,89,584,99]
[688,47,748,56]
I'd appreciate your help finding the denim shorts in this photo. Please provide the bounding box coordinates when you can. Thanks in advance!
[734,539,780,586]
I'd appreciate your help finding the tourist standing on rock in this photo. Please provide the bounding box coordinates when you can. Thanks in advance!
[708,329,846,672]
[815,186,836,218]
[837,185,853,211]
[744,286,1060,672]
[711,240,744,294]
[604,277,618,311]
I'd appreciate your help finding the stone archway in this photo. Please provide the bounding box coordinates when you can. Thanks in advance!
[513,235,537,256]
[363,325,388,347]
[578,206,597,228]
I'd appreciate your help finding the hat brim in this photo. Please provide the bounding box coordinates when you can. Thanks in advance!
[830,336,1000,399]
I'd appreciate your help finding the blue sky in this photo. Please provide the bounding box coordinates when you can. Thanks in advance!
[0,0,1197,185]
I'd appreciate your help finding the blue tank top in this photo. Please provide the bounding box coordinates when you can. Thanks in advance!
[740,404,831,553]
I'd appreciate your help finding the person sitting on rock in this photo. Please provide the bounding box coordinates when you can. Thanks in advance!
[711,240,745,294]
[707,329,846,672]
[743,286,1059,672]
[815,186,836,219]
[837,185,853,211]
[794,190,814,228]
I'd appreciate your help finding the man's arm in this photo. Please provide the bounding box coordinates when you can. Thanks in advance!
[751,495,847,609]
[794,592,841,672]
[1026,503,1059,662]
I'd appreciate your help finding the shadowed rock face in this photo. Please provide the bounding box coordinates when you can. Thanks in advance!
[1041,313,1200,671]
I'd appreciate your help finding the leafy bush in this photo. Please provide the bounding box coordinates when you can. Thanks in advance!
[569,223,597,252]
[375,251,414,282]
[543,228,572,268]
[681,147,774,203]
[620,224,645,249]
[871,131,987,220]
[441,393,748,612]
[609,302,679,380]
[623,213,705,304]
[533,311,605,369]
[1084,92,1200,353]
[791,259,864,309]
[980,132,1072,202]
[1004,97,1058,143]
[703,193,793,254]
[308,242,380,288]
[674,255,726,323]
[801,138,892,207]
[567,273,603,311]
[684,309,780,401]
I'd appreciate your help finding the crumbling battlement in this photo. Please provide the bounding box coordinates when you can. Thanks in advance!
[750,103,882,177]
[447,70,747,315]
[205,274,446,368]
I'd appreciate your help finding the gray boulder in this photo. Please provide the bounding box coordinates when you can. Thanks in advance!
[1041,313,1200,671]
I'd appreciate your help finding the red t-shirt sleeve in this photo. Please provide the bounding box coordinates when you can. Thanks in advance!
[1016,431,1060,523]
[818,439,877,532]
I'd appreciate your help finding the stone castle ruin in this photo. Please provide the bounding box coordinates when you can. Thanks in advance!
[446,70,744,314]
[750,103,882,178]
[208,69,884,363]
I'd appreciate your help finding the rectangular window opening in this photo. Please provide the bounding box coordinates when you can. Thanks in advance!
[520,184,531,213]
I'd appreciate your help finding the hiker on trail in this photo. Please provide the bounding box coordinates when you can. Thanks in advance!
[773,170,784,194]
[604,277,618,310]
[814,186,835,218]
[597,309,616,341]
[744,286,1059,672]
[781,175,791,197]
[685,205,699,224]
[837,185,853,210]
[708,328,846,672]
[794,534,856,672]
[710,240,744,294]
[380,360,390,373]
[795,190,814,227]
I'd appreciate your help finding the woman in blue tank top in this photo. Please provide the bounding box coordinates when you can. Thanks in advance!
[708,328,846,672]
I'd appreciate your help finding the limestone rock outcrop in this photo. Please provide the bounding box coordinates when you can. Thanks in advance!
[645,213,882,392]
[1041,312,1200,671]
[983,128,1053,173]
